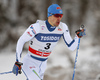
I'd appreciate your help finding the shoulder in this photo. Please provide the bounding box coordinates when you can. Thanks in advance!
[60,22,69,32]
[36,20,45,23]
[28,20,46,34]
[28,22,41,34]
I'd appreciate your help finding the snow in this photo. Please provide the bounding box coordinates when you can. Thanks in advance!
[0,52,26,80]
[0,38,100,80]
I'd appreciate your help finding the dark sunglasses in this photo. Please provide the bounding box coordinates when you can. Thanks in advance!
[53,14,63,18]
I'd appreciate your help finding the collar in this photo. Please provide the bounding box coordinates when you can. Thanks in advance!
[45,20,56,32]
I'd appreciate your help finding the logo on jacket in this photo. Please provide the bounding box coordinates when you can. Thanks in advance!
[27,31,32,37]
[42,26,45,30]
[35,33,62,42]
[41,36,60,41]
[30,25,36,34]
[29,66,36,69]
[58,27,62,31]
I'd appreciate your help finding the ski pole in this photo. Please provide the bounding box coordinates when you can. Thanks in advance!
[0,71,12,75]
[72,38,80,80]
[72,25,85,80]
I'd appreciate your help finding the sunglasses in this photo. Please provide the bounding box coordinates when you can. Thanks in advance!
[53,14,63,18]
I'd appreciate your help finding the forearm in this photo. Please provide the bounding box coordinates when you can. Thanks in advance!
[63,32,79,51]
[67,35,79,51]
[16,36,26,62]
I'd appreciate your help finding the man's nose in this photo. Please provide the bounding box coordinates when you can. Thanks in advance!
[57,17,61,20]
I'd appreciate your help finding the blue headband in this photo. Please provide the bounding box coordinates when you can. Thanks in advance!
[48,4,63,17]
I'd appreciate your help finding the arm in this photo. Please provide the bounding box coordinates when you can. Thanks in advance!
[62,23,79,51]
[16,23,40,62]
[13,23,40,76]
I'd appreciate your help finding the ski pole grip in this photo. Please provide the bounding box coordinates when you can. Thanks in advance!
[80,24,84,30]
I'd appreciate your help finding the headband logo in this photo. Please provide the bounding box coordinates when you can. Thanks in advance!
[56,7,61,9]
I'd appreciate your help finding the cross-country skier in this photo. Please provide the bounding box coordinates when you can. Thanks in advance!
[12,4,85,80]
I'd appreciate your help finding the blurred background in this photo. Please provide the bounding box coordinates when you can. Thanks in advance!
[0,0,100,80]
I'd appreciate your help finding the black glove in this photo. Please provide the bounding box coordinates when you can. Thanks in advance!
[75,29,85,38]
[12,62,23,76]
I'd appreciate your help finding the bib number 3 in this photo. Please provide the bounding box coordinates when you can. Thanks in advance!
[44,43,51,50]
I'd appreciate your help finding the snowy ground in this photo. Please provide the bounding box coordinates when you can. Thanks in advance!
[0,38,100,80]
[0,51,26,80]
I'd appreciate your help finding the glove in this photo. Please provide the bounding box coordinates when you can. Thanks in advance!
[75,29,85,38]
[12,62,23,76]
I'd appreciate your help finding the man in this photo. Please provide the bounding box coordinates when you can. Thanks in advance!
[12,4,85,80]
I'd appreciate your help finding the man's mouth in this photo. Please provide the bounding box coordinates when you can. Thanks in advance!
[57,21,60,25]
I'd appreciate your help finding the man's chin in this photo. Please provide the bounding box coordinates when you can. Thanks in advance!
[56,22,60,26]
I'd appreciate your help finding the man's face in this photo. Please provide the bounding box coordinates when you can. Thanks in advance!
[48,14,63,27]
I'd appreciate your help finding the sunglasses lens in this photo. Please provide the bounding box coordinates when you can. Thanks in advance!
[54,14,63,18]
